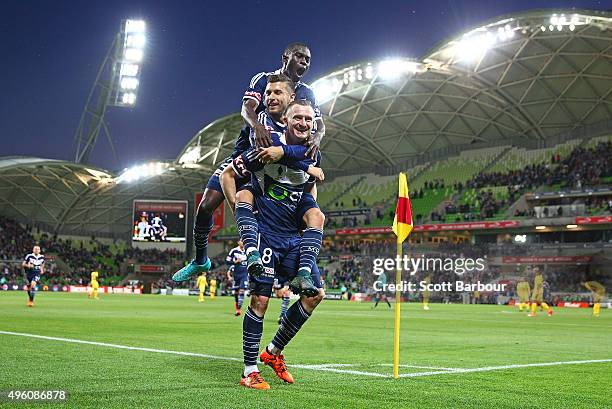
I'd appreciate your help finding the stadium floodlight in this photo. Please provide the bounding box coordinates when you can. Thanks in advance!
[73,18,147,164]
[365,64,373,79]
[454,32,496,62]
[566,224,578,229]
[116,162,167,183]
[535,225,547,230]
[550,14,558,25]
[120,77,139,90]
[125,19,146,33]
[124,48,144,62]
[569,24,575,31]
[126,34,146,48]
[121,92,137,105]
[377,59,418,80]
[313,78,342,104]
[120,63,139,77]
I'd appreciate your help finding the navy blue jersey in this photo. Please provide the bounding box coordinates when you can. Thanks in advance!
[232,69,320,159]
[244,70,321,118]
[249,111,286,147]
[232,132,321,237]
[24,253,44,273]
[226,246,247,276]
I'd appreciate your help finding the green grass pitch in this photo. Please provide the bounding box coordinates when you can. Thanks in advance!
[1,292,610,408]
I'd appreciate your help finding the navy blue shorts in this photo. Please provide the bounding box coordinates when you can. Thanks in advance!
[250,232,322,298]
[205,157,249,195]
[233,271,249,290]
[26,272,40,286]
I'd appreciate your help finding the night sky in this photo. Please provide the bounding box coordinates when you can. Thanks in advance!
[2,0,608,171]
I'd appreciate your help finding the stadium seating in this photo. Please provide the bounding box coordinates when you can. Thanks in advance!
[488,140,581,172]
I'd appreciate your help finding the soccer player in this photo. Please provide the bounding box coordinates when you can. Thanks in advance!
[209,277,217,300]
[529,268,552,317]
[135,215,150,240]
[372,271,391,310]
[151,214,168,241]
[173,43,324,283]
[233,101,325,389]
[516,279,530,312]
[22,245,44,307]
[196,272,207,302]
[582,281,605,317]
[89,269,100,300]
[221,75,325,287]
[227,240,248,315]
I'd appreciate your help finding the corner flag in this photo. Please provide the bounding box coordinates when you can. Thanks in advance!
[391,172,413,379]
[392,172,413,243]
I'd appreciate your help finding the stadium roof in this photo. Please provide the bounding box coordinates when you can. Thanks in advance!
[180,9,612,173]
[0,157,202,238]
[2,9,611,237]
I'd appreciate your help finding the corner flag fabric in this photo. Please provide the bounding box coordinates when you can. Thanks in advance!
[392,172,413,243]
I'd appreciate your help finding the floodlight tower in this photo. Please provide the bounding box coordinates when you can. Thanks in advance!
[73,19,146,164]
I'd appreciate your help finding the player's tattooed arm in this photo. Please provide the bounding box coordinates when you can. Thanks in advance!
[242,99,272,148]
[306,117,325,159]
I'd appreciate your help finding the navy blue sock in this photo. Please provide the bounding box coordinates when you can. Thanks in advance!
[235,202,259,255]
[271,300,310,351]
[237,292,245,309]
[299,228,323,273]
[280,295,290,318]
[194,216,213,264]
[243,307,263,368]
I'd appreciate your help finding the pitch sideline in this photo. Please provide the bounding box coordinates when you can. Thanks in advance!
[1,330,610,379]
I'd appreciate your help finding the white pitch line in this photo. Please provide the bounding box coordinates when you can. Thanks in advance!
[379,364,460,371]
[0,330,242,362]
[397,359,612,378]
[2,331,610,379]
[290,365,388,378]
[0,330,385,377]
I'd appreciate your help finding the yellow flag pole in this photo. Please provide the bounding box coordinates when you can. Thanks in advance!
[393,240,402,379]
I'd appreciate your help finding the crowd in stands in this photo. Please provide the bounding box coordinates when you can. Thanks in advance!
[324,141,611,228]
[0,216,183,288]
[468,142,611,191]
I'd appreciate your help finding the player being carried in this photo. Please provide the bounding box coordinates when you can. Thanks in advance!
[173,43,325,282]
[227,240,248,315]
[230,100,325,390]
[221,73,325,296]
[22,245,45,307]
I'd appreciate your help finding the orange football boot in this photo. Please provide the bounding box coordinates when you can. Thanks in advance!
[239,371,270,390]
[260,349,294,384]
[27,301,33,307]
